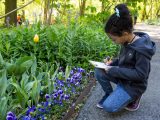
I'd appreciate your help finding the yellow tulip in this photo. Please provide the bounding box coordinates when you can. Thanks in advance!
[34,34,39,43]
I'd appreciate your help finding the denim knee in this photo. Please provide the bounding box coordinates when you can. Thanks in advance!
[103,102,120,113]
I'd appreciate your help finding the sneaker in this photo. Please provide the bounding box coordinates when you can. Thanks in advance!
[96,103,103,109]
[125,96,142,111]
[96,94,109,109]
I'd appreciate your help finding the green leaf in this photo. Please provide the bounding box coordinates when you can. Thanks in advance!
[11,82,29,108]
[31,57,37,76]
[21,72,29,86]
[65,65,71,81]
[25,81,35,92]
[17,57,34,69]
[15,56,33,65]
[48,64,59,94]
[51,64,59,80]
[0,53,4,65]
[0,70,8,97]
[30,77,41,105]
[0,97,8,120]
[6,56,34,76]
[5,42,10,52]
[37,72,46,81]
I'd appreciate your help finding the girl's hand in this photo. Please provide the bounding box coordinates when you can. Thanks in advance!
[103,57,112,65]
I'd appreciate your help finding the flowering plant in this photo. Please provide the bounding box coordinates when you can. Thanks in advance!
[6,67,90,120]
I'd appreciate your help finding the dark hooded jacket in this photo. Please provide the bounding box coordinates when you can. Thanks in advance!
[108,32,156,99]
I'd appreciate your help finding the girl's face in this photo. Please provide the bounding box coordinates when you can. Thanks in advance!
[107,33,129,44]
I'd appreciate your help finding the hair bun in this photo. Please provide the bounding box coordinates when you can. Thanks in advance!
[115,4,130,18]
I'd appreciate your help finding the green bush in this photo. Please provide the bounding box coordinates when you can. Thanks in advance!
[0,21,119,69]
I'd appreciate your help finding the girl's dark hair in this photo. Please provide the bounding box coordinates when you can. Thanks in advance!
[105,4,133,36]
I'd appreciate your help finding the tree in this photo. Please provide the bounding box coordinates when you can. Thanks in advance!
[153,0,160,18]
[44,0,49,24]
[43,0,55,25]
[5,0,17,25]
[79,0,87,16]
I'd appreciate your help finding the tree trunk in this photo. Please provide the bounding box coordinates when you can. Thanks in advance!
[79,0,87,16]
[156,7,160,18]
[48,0,54,25]
[5,0,17,25]
[141,0,147,20]
[150,0,153,19]
[101,0,105,12]
[155,0,160,18]
[44,0,49,24]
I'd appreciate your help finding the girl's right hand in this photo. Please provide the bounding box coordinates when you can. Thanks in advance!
[103,57,112,65]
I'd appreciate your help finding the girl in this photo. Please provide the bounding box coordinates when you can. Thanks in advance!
[95,4,156,112]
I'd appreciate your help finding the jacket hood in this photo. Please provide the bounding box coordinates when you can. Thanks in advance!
[128,32,156,60]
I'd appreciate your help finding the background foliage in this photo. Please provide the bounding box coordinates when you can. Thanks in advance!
[0,0,160,26]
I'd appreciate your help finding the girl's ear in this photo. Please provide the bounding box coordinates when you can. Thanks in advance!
[122,31,129,36]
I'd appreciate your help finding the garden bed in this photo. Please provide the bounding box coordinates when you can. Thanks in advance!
[62,77,96,120]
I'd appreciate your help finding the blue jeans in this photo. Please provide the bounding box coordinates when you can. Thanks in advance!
[95,68,132,112]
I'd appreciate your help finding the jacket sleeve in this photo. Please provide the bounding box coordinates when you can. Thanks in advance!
[107,52,150,81]
[110,58,119,66]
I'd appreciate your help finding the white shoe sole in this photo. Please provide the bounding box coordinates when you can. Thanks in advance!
[124,103,140,111]
[125,96,142,112]
[96,104,103,109]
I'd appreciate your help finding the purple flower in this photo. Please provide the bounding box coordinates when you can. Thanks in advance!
[54,100,58,104]
[43,101,49,107]
[86,73,90,77]
[67,78,71,82]
[45,94,50,99]
[58,100,63,105]
[70,78,74,83]
[64,94,69,100]
[6,111,17,120]
[56,80,64,87]
[60,94,64,100]
[54,83,57,87]
[26,106,36,116]
[53,89,57,93]
[67,83,71,87]
[40,115,45,120]
[52,93,58,99]
[21,116,31,120]
[75,82,80,86]
[60,83,64,87]
[77,68,85,73]
[58,89,63,94]
[71,87,76,93]
[70,70,74,75]
[38,108,45,113]
[7,112,15,117]
[89,71,94,77]
[59,66,64,72]
[73,73,82,80]
[73,67,77,71]
[21,116,36,120]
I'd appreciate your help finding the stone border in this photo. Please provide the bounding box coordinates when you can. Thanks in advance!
[62,78,96,120]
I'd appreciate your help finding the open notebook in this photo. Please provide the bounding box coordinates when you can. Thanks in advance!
[89,60,111,69]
